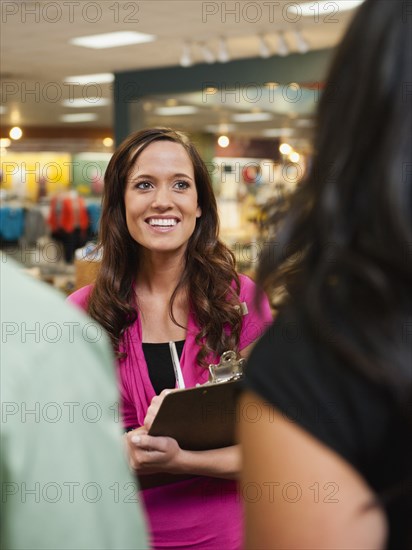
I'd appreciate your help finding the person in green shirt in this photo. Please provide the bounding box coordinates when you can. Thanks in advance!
[1,258,148,550]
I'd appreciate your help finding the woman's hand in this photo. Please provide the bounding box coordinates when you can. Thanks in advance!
[125,429,182,475]
[143,389,175,431]
[124,389,241,478]
[125,427,240,478]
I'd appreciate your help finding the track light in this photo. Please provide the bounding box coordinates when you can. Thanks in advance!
[217,37,230,63]
[199,43,215,64]
[258,35,271,58]
[277,32,289,57]
[180,42,193,67]
[295,30,309,54]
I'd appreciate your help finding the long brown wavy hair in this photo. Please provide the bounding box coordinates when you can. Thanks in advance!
[257,0,411,536]
[87,128,242,366]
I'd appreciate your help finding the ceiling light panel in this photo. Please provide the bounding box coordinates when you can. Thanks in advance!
[262,128,294,137]
[60,113,98,122]
[64,73,114,85]
[62,98,111,108]
[288,0,365,17]
[70,31,155,49]
[205,124,236,133]
[232,112,273,122]
[154,106,198,116]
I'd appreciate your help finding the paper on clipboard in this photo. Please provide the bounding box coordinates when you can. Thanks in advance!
[148,380,242,451]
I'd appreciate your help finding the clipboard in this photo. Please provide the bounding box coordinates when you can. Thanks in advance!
[148,380,242,451]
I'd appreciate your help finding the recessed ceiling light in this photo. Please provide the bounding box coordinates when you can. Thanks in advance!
[217,135,230,148]
[62,98,111,108]
[103,137,114,147]
[9,127,23,140]
[154,106,198,116]
[288,0,364,17]
[64,73,114,85]
[279,143,292,155]
[60,113,98,123]
[232,112,273,122]
[69,31,155,49]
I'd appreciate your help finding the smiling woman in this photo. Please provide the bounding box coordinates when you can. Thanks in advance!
[67,128,273,549]
[124,140,201,256]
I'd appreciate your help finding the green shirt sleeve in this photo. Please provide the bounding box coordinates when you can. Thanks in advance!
[1,259,148,550]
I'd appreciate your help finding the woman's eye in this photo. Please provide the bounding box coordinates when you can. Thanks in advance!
[136,181,152,190]
[174,181,190,190]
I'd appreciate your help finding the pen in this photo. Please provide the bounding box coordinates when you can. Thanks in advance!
[169,341,185,389]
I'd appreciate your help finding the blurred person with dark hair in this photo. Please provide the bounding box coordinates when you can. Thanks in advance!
[1,258,148,550]
[239,0,411,548]
[68,128,272,549]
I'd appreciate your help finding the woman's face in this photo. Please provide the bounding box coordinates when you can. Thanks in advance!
[124,140,201,256]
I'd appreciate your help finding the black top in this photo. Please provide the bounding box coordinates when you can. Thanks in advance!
[143,340,185,395]
[244,306,411,550]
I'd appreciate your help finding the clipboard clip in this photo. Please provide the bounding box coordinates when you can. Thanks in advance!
[208,350,245,384]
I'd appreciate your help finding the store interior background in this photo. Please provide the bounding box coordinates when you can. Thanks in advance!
[0,0,363,295]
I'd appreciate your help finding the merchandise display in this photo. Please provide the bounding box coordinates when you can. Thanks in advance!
[0,143,305,292]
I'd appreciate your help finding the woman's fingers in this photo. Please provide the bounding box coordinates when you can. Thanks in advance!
[131,434,170,453]
[144,389,175,430]
[128,435,181,472]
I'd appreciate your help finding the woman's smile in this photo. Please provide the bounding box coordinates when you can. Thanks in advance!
[124,140,201,254]
[146,216,180,231]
